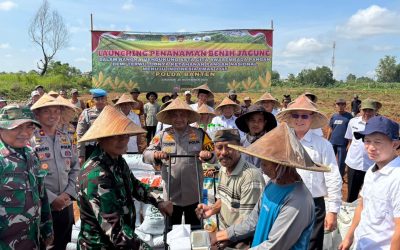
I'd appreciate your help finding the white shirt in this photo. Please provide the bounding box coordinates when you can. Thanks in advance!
[190,102,214,112]
[297,130,342,213]
[354,156,400,250]
[344,116,374,171]
[156,121,171,134]
[311,128,324,137]
[127,112,141,153]
[211,115,238,130]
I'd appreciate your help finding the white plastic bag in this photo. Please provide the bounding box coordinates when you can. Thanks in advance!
[137,204,165,235]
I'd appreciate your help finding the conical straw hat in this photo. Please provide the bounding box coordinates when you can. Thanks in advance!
[115,93,137,106]
[31,94,74,111]
[275,94,328,129]
[197,104,215,118]
[156,98,200,125]
[191,83,214,98]
[254,92,280,107]
[214,97,241,115]
[48,90,59,97]
[78,105,146,142]
[228,122,330,172]
[55,96,80,124]
[304,92,318,103]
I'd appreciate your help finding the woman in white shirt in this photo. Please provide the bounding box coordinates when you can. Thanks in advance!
[114,93,141,153]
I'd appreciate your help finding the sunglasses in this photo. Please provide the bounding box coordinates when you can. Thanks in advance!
[291,113,312,119]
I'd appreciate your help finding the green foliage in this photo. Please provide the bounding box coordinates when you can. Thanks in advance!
[0,68,91,101]
[346,73,356,82]
[271,70,280,81]
[296,66,335,87]
[376,55,398,82]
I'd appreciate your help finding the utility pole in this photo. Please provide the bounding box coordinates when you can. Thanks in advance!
[331,41,336,76]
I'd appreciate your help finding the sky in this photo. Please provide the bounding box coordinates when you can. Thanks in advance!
[0,0,399,80]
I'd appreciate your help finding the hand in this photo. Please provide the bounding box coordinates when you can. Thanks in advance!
[199,150,212,162]
[324,212,338,232]
[43,235,54,247]
[154,151,168,160]
[157,201,173,217]
[338,235,354,250]
[195,203,213,219]
[204,169,216,178]
[209,231,218,245]
[79,156,85,167]
[51,193,71,211]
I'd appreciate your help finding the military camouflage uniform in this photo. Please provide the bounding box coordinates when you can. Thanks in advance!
[77,146,162,249]
[0,140,53,250]
[76,107,102,159]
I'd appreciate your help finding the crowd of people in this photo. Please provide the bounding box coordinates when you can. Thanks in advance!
[0,83,399,250]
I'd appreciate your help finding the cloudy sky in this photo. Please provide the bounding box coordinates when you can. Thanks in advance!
[0,0,399,80]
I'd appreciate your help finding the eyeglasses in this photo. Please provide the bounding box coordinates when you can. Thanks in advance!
[291,113,312,119]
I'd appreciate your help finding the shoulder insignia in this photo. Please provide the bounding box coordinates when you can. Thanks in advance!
[164,133,174,142]
[151,135,160,145]
[41,163,49,170]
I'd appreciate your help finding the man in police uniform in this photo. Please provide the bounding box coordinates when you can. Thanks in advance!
[144,98,216,227]
[0,104,53,249]
[76,88,107,165]
[31,94,79,250]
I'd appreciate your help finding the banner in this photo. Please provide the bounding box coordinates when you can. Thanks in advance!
[91,29,273,92]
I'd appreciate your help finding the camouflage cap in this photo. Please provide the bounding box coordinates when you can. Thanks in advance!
[0,104,41,130]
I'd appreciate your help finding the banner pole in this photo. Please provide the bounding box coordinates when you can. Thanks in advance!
[90,13,93,31]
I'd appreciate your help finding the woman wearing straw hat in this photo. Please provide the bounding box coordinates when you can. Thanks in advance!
[190,83,215,111]
[275,94,342,250]
[143,98,216,228]
[235,105,277,169]
[114,93,142,153]
[211,122,330,249]
[30,94,80,250]
[194,103,215,131]
[77,105,173,249]
[211,97,241,130]
[254,92,280,116]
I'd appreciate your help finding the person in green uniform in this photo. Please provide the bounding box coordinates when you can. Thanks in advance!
[0,104,53,250]
[77,105,173,249]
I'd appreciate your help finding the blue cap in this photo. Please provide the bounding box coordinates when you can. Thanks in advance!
[354,116,399,141]
[90,88,107,98]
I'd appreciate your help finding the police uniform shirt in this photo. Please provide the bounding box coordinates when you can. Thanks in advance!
[76,107,102,157]
[31,129,79,204]
[143,126,215,206]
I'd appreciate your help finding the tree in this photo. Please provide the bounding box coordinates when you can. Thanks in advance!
[47,61,81,77]
[297,66,335,87]
[357,76,374,83]
[287,73,296,82]
[28,0,70,76]
[346,73,357,82]
[271,70,280,80]
[375,55,397,82]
